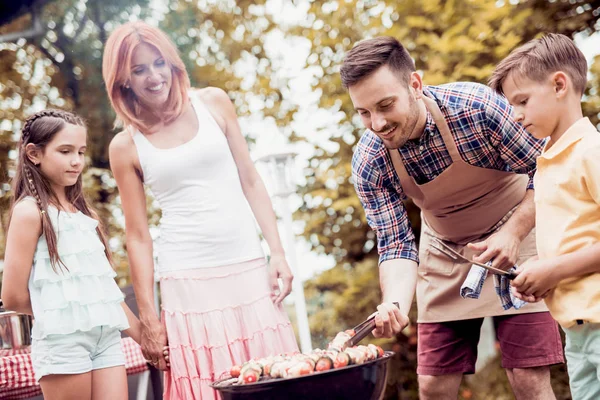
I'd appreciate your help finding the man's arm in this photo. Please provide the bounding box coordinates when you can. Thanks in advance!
[379,258,418,316]
[483,84,545,190]
[352,144,416,337]
[468,87,542,270]
[497,189,535,242]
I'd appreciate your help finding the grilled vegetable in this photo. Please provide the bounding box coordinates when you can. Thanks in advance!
[315,356,334,372]
[334,351,352,368]
[231,327,387,384]
[230,364,241,378]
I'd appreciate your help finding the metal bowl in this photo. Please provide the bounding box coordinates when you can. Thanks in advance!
[0,310,33,351]
[210,351,394,400]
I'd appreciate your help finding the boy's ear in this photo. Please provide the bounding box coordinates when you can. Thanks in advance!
[552,71,569,98]
[25,143,42,165]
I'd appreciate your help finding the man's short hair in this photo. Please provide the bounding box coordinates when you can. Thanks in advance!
[340,36,416,88]
[489,33,588,96]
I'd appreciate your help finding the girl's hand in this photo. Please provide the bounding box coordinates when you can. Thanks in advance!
[269,253,294,304]
[163,346,170,368]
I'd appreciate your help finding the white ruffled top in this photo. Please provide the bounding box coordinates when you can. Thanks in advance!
[27,200,129,340]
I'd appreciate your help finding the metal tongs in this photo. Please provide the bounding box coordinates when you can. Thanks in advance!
[345,302,400,348]
[430,238,517,280]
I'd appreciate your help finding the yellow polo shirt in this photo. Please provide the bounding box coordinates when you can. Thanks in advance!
[534,117,600,328]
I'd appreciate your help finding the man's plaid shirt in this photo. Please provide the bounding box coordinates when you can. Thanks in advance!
[351,82,545,265]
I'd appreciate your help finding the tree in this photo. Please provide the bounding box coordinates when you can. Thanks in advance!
[0,0,301,286]
[289,1,600,398]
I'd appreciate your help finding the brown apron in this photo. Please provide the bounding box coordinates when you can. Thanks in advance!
[389,96,547,323]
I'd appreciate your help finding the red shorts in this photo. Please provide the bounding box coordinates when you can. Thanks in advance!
[417,312,564,375]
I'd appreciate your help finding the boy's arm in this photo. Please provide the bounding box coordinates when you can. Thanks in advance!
[514,134,600,299]
[553,244,600,281]
[513,243,600,300]
[466,88,541,271]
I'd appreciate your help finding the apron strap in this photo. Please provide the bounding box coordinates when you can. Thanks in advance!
[388,93,461,187]
[421,96,461,162]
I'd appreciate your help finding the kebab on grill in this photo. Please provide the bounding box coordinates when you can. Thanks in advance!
[229,329,385,384]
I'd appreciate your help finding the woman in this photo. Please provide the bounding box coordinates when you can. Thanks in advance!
[102,21,298,399]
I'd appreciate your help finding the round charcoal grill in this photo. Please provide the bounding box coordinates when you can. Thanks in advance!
[210,351,394,400]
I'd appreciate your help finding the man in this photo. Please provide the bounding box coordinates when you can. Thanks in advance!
[341,36,563,400]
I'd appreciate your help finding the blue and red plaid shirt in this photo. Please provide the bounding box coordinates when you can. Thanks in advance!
[351,82,545,265]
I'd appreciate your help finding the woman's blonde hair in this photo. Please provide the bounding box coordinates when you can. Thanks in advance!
[102,21,190,133]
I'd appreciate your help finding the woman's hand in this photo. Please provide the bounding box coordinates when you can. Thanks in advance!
[269,253,294,305]
[140,316,170,370]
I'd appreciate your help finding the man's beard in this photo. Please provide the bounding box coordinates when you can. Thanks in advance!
[379,97,420,149]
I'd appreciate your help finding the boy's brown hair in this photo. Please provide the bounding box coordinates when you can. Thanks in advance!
[340,36,415,89]
[489,33,588,96]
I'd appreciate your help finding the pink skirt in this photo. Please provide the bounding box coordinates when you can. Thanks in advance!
[160,258,299,400]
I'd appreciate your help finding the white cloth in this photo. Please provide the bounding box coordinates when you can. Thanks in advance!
[131,93,264,274]
[25,199,128,340]
[460,263,526,310]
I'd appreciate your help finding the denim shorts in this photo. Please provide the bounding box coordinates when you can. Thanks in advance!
[31,326,125,382]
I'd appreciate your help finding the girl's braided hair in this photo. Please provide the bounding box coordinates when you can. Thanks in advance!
[10,109,114,273]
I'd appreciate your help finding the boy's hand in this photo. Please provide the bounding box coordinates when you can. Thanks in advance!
[511,256,560,298]
[511,285,548,303]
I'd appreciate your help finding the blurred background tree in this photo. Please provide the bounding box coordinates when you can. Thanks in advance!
[0,0,291,284]
[1,1,600,398]
[289,0,600,398]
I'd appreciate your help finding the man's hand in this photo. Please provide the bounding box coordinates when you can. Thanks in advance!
[511,256,560,299]
[467,228,521,271]
[372,302,410,338]
[140,316,170,370]
[269,253,294,305]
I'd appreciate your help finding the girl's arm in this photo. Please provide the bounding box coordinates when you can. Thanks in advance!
[120,302,170,367]
[199,87,293,304]
[121,302,141,344]
[109,131,168,370]
[1,200,41,315]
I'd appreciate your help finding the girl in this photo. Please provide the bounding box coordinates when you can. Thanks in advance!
[1,109,160,400]
[102,21,298,399]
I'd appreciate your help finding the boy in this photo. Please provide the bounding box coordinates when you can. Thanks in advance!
[489,33,600,399]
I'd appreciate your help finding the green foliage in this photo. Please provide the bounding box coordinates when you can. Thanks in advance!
[289,1,600,398]
[1,1,600,397]
[0,0,291,287]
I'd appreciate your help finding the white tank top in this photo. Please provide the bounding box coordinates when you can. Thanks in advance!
[131,93,264,273]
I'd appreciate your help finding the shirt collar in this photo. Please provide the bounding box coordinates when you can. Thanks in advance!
[540,117,593,160]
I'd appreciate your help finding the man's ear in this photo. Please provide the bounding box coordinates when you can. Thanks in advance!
[552,71,569,98]
[25,143,42,165]
[409,71,424,99]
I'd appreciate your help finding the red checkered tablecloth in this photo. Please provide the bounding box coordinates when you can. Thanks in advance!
[0,338,149,400]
